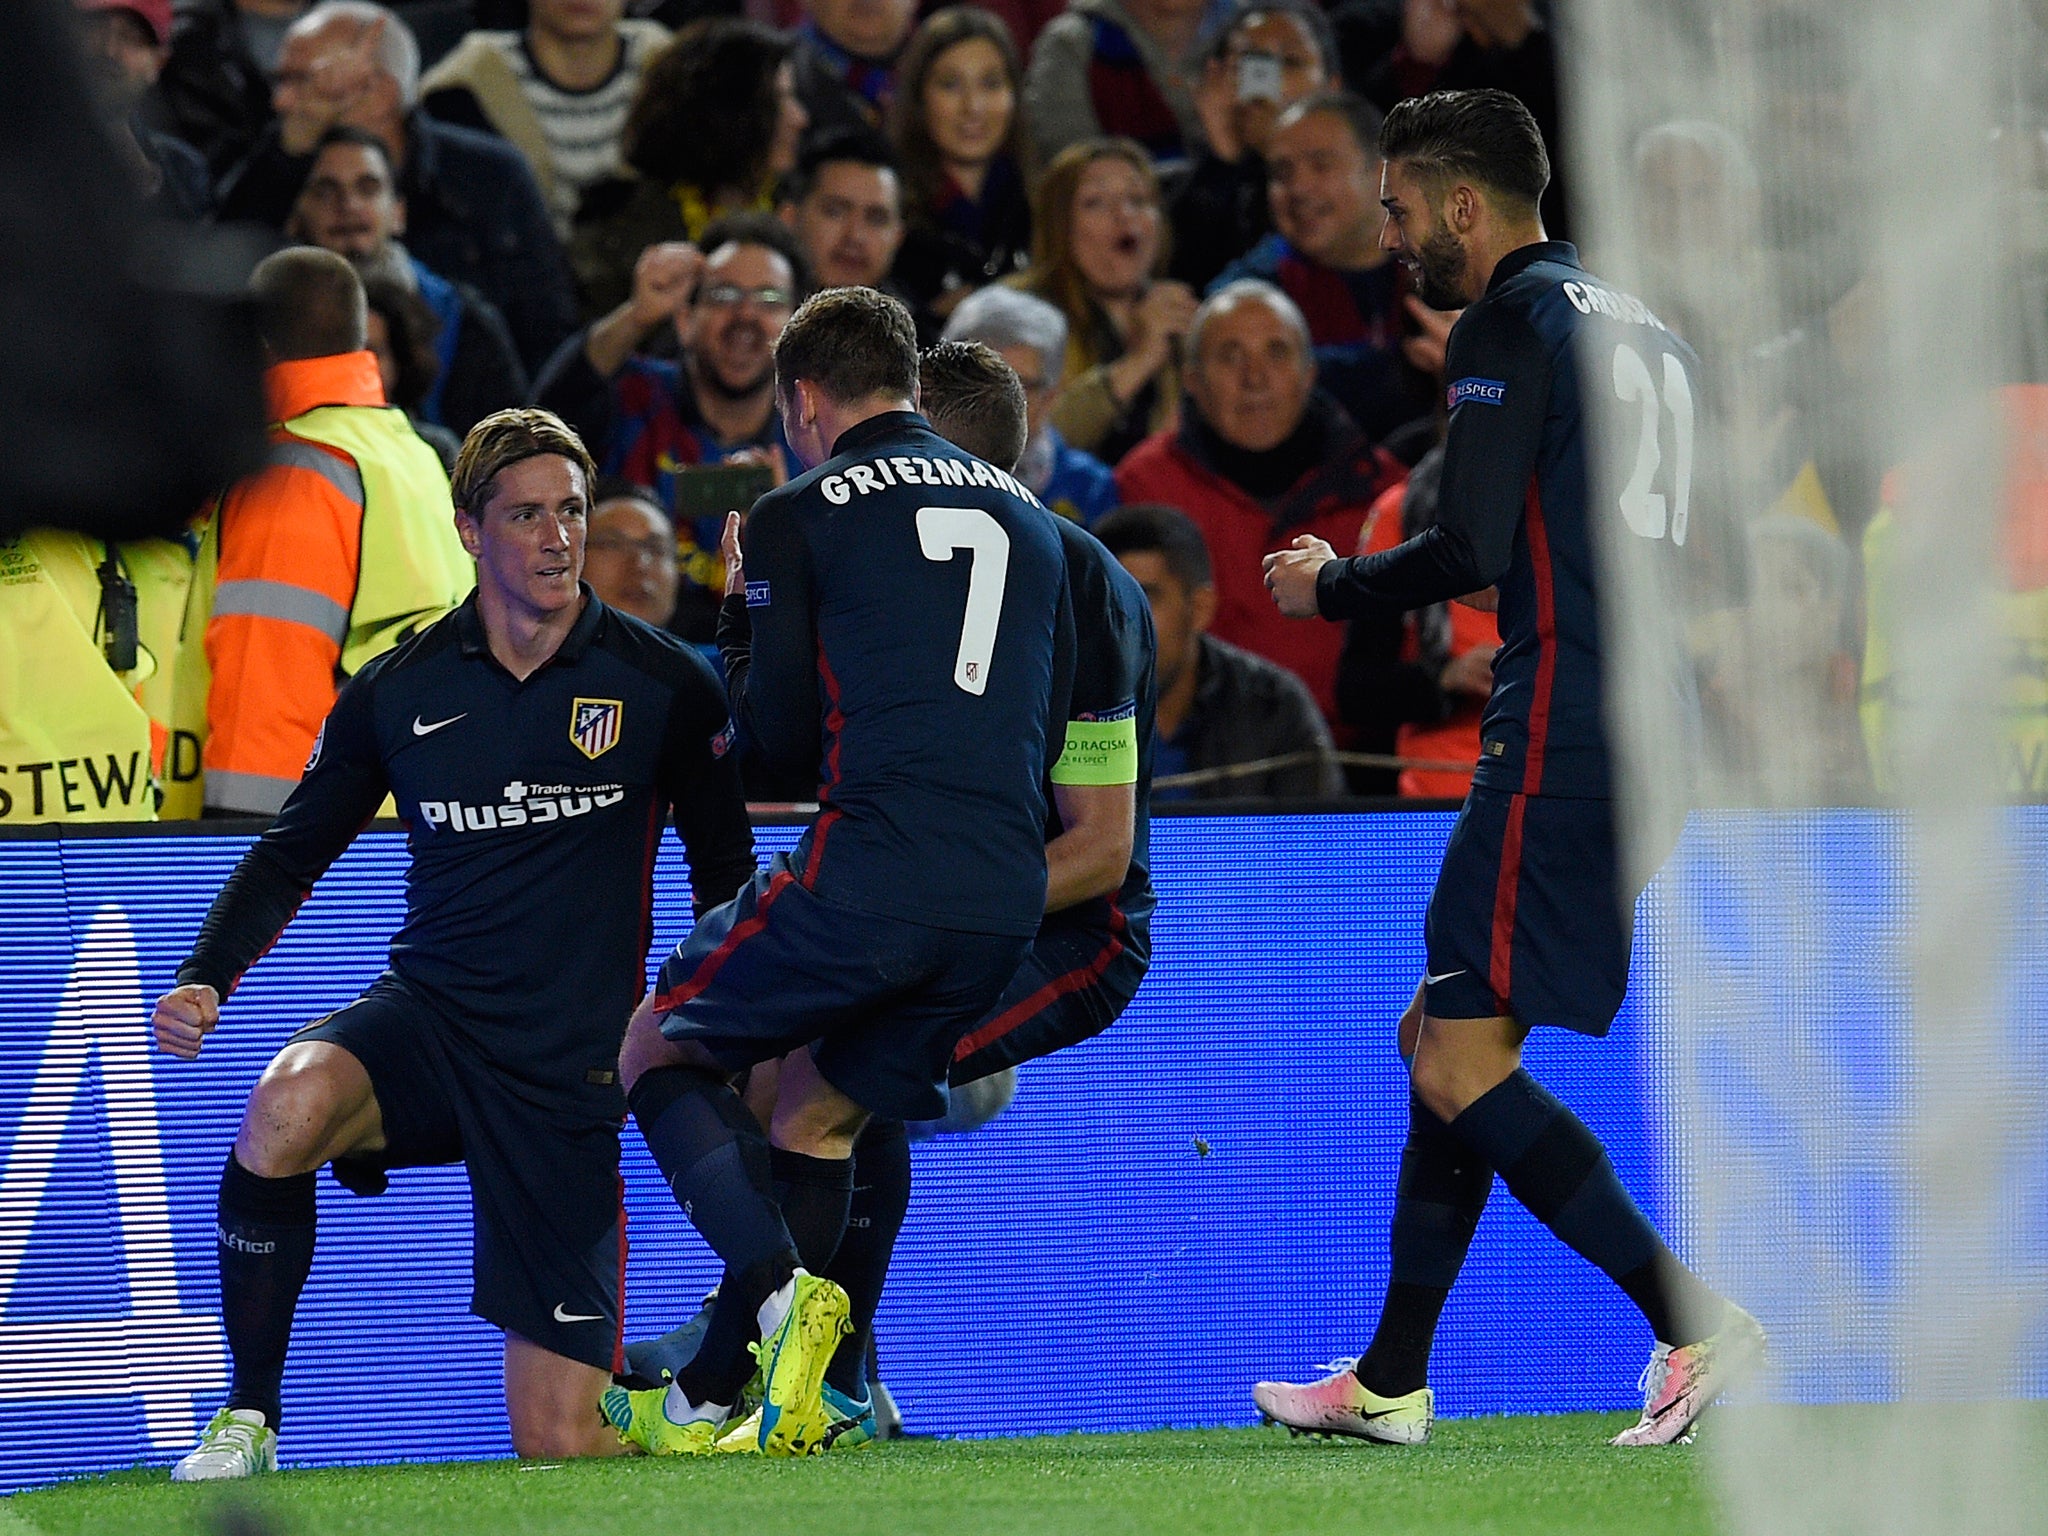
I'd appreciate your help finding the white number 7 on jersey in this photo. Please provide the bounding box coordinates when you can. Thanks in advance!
[917,506,1011,696]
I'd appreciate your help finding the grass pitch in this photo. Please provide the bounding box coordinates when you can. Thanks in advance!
[5,1416,1710,1536]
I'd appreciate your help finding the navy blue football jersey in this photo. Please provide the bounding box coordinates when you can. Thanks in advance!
[1051,516,1157,925]
[1316,241,1713,799]
[722,411,1074,937]
[178,592,758,1110]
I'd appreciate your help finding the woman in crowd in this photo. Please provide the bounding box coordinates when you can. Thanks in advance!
[890,6,1034,327]
[568,17,809,316]
[1016,138,1197,466]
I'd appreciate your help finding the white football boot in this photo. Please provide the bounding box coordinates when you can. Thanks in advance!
[171,1407,277,1481]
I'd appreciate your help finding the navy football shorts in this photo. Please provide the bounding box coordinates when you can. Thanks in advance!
[653,853,1031,1121]
[1422,787,1660,1038]
[949,900,1151,1085]
[293,974,625,1372]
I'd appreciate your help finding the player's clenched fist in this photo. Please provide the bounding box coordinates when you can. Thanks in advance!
[153,983,221,1060]
[1263,534,1337,618]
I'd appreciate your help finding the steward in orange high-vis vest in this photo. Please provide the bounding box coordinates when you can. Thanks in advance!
[191,251,473,816]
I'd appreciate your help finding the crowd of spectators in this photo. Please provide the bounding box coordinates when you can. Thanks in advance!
[17,0,1954,824]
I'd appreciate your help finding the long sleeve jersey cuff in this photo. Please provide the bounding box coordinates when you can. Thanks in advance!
[174,844,310,998]
[716,592,751,663]
[1316,525,1498,618]
[720,593,753,647]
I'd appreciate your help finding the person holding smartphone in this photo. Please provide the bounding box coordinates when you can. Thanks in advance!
[1169,0,1336,291]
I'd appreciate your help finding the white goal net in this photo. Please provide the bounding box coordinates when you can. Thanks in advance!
[1560,0,2048,1528]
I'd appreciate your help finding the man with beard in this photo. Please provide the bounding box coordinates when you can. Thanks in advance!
[291,126,528,435]
[73,0,213,220]
[534,214,811,641]
[1258,88,1758,1450]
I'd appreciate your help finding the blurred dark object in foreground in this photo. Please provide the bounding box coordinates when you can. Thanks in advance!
[1,0,265,542]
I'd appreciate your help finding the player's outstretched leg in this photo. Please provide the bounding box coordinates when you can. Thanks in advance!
[176,1041,378,1482]
[702,1137,865,1455]
[171,1154,308,1481]
[749,1052,862,1456]
[1429,1058,1757,1442]
[1253,1091,1485,1445]
[619,1058,855,1456]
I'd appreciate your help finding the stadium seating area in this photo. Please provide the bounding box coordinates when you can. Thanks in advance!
[22,0,2030,825]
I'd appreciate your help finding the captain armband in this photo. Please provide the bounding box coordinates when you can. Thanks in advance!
[1051,715,1139,786]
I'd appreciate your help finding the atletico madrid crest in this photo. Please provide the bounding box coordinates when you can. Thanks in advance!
[570,698,622,760]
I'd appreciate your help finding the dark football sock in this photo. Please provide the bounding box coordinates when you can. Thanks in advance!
[663,1151,857,1407]
[1449,1070,1718,1345]
[1356,1093,1492,1398]
[770,1145,854,1272]
[620,1303,714,1390]
[1614,1249,1726,1350]
[630,1065,799,1407]
[216,1152,317,1430]
[823,1118,910,1401]
[619,1145,857,1395]
[668,1266,761,1408]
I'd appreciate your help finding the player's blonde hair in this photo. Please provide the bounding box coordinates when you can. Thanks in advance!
[449,408,599,521]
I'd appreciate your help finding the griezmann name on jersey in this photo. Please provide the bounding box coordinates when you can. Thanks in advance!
[722,411,1075,937]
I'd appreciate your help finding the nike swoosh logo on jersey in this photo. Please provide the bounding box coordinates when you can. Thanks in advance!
[1423,969,1467,985]
[412,713,466,736]
[553,1304,604,1323]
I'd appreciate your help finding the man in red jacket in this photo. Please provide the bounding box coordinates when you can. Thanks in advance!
[1115,278,1405,732]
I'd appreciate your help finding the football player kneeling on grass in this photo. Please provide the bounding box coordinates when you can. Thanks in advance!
[153,408,756,1478]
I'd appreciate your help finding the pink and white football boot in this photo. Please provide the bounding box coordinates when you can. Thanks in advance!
[1252,1359,1433,1445]
[1611,1306,1767,1447]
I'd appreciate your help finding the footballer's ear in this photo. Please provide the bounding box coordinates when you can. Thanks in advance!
[1447,182,1476,232]
[454,502,484,560]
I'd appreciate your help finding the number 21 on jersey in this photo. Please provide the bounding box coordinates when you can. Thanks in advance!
[1611,342,1694,546]
[917,506,1010,696]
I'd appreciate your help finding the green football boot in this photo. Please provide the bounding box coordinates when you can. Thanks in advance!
[754,1270,852,1457]
[601,1385,733,1456]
